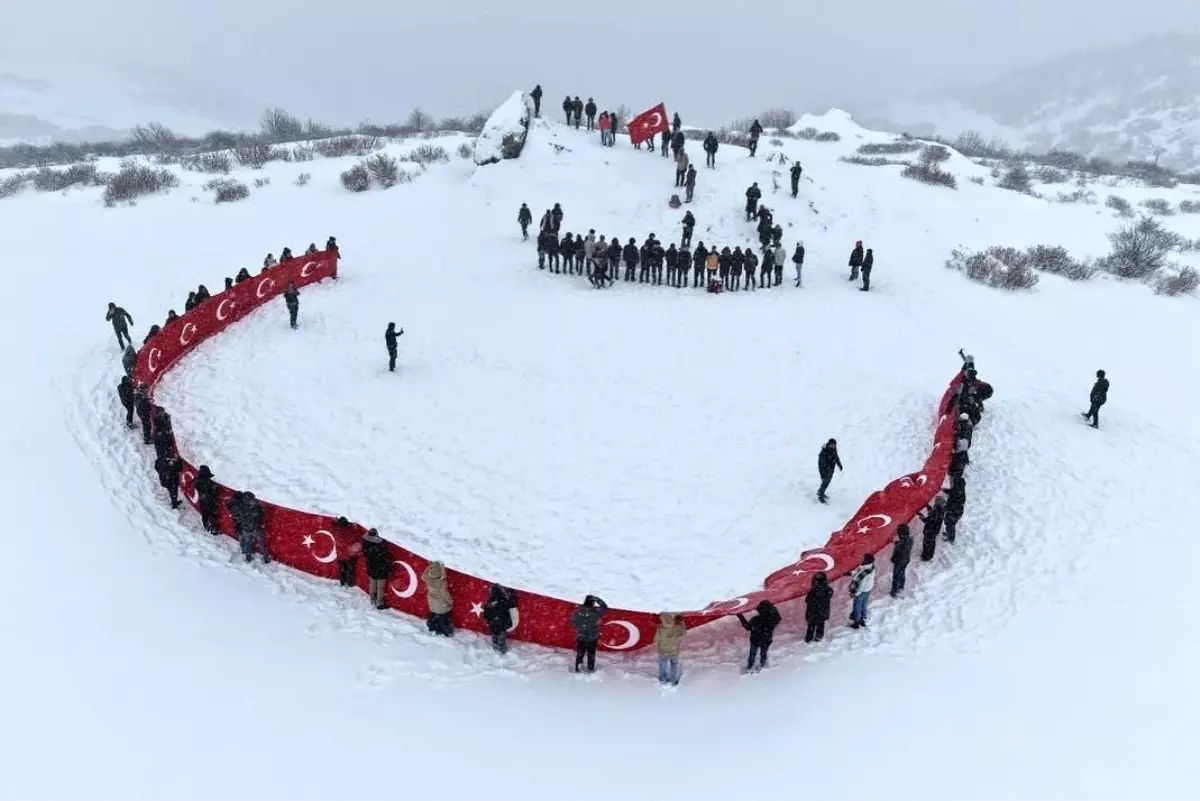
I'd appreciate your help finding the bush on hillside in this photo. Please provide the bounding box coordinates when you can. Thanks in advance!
[457,142,473,159]
[790,127,840,142]
[1141,197,1175,216]
[1024,244,1094,280]
[32,163,101,191]
[1105,195,1134,216]
[968,175,984,185]
[403,145,449,166]
[1178,171,1200,185]
[407,107,433,133]
[1179,199,1200,214]
[952,130,1012,159]
[314,135,381,159]
[998,162,1033,193]
[1124,160,1177,188]
[130,122,180,154]
[204,177,250,203]
[758,108,797,129]
[253,177,270,188]
[102,162,180,206]
[857,141,923,155]
[1055,188,1096,205]
[1154,266,1199,296]
[0,173,30,198]
[1098,217,1180,279]
[946,246,1040,290]
[901,161,957,189]
[365,153,400,188]
[840,155,893,167]
[291,143,316,162]
[181,151,233,174]
[294,172,311,187]
[234,142,274,168]
[340,163,371,192]
[260,107,304,143]
[1035,166,1068,184]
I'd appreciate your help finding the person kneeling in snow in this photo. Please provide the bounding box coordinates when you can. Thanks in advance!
[847,554,876,628]
[422,560,454,637]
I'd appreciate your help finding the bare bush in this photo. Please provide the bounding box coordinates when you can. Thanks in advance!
[998,162,1033,193]
[291,144,315,162]
[407,107,432,133]
[253,177,270,188]
[1154,267,1200,296]
[102,162,180,206]
[314,135,381,159]
[404,144,449,166]
[1105,195,1134,216]
[968,176,984,185]
[840,155,892,167]
[234,142,272,169]
[295,172,311,187]
[1099,216,1180,279]
[793,127,840,142]
[182,151,233,174]
[1024,244,1094,280]
[457,142,473,159]
[1055,188,1096,205]
[1175,199,1199,214]
[946,247,1040,290]
[365,153,400,188]
[952,130,1012,159]
[0,173,30,198]
[1141,197,1175,216]
[204,177,249,203]
[857,141,922,155]
[1035,166,1067,184]
[902,162,957,189]
[340,163,371,192]
[768,137,784,147]
[919,145,951,169]
[130,122,180,154]
[465,113,489,134]
[1123,160,1177,188]
[32,163,100,191]
[1178,171,1200,185]
[260,107,304,143]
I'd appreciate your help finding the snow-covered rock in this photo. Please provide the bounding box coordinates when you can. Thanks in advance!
[473,90,535,166]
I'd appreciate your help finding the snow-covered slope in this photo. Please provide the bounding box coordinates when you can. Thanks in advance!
[2,111,1199,799]
[866,34,1200,168]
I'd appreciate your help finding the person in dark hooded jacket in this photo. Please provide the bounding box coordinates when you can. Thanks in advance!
[122,344,138,378]
[681,211,695,249]
[890,524,913,597]
[859,248,875,291]
[229,491,268,563]
[703,132,719,167]
[817,438,843,503]
[361,528,392,609]
[106,302,135,349]
[571,594,609,673]
[793,242,806,287]
[185,291,197,313]
[737,600,781,672]
[117,375,135,428]
[280,247,294,262]
[1082,369,1109,428]
[385,323,404,372]
[133,384,153,444]
[584,98,597,130]
[692,243,708,287]
[235,267,251,284]
[518,203,533,240]
[943,477,966,543]
[572,96,584,128]
[155,454,182,508]
[530,84,543,118]
[607,238,622,282]
[747,119,763,156]
[916,494,946,561]
[142,324,161,345]
[283,282,300,329]
[483,583,519,654]
[194,465,219,533]
[195,285,212,304]
[623,238,639,282]
[804,572,833,643]
[848,241,864,281]
[790,161,803,197]
[745,183,761,221]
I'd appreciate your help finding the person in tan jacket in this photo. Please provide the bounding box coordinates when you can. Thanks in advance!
[654,613,686,686]
[422,561,454,637]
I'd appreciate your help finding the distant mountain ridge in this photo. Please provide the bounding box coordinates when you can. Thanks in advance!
[864,34,1200,168]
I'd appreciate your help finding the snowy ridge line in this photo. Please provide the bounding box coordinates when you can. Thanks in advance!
[132,255,961,653]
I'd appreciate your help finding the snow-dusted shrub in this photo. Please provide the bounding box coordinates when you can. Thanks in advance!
[32,163,100,191]
[1141,197,1175,216]
[792,127,840,142]
[758,108,797,129]
[1035,166,1067,183]
[998,162,1033,193]
[182,151,232,174]
[102,162,179,206]
[0,173,30,198]
[946,246,1040,290]
[404,145,449,166]
[340,163,371,192]
[464,113,488,134]
[1124,160,1177,188]
[365,153,400,188]
[205,178,249,203]
[457,142,473,159]
[1178,171,1200,185]
[840,155,891,167]
[253,177,270,188]
[968,176,984,185]
[1178,199,1200,214]
[1105,195,1134,216]
[407,107,433,133]
[1025,244,1094,280]
[1154,267,1199,296]
[260,107,304,143]
[857,141,922,155]
[1055,188,1096,205]
[315,135,381,159]
[902,162,957,189]
[234,142,273,168]
[291,144,315,162]
[768,137,784,146]
[295,172,311,187]
[1099,217,1179,279]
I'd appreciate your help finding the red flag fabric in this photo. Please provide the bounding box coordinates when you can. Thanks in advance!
[627,103,669,145]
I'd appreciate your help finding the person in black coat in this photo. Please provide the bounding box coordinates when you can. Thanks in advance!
[955,413,974,447]
[607,239,622,283]
[677,244,691,289]
[623,238,639,282]
[848,241,864,281]
[133,384,153,444]
[235,267,251,284]
[194,465,219,533]
[385,323,404,372]
[744,248,758,291]
[536,228,552,270]
[747,119,763,157]
[860,248,875,291]
[665,244,679,287]
[280,247,294,262]
[561,95,572,124]
[360,528,393,609]
[483,583,519,654]
[804,572,833,642]
[692,243,707,287]
[518,203,533,240]
[718,247,732,287]
[106,302,135,349]
[817,438,843,503]
[793,242,806,287]
[283,282,299,329]
[916,494,946,560]
[117,375,135,428]
[530,84,543,118]
[703,132,719,168]
[326,236,339,256]
[672,111,682,133]
[544,231,561,273]
[1082,369,1109,428]
[155,454,182,508]
[572,96,584,128]
[790,161,803,197]
[550,203,564,233]
[584,98,597,130]
[943,477,966,543]
[195,285,212,304]
[890,523,913,597]
[681,211,695,249]
[142,324,161,345]
[737,600,781,672]
[670,129,685,156]
[745,183,761,221]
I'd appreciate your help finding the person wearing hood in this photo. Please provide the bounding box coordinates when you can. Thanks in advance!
[847,553,876,629]
[117,375,135,428]
[747,119,763,157]
[1083,369,1109,429]
[817,438,843,503]
[573,96,584,128]
[916,494,946,561]
[234,267,251,284]
[530,84,543,118]
[804,572,833,642]
[792,242,806,287]
[152,408,176,461]
[185,291,198,313]
[305,243,319,255]
[744,182,761,222]
[570,594,609,673]
[550,203,564,233]
[133,383,154,444]
[196,284,212,304]
[684,164,697,203]
[483,583,519,654]
[331,516,363,587]
[949,435,971,480]
[264,253,278,270]
[106,302,135,349]
[679,211,695,250]
[385,323,404,372]
[622,237,639,282]
[859,248,875,291]
[165,309,179,326]
[790,161,803,197]
[676,243,691,289]
[224,277,234,291]
[665,243,680,287]
[607,237,622,283]
[730,246,744,291]
[692,242,708,288]
[326,236,339,257]
[737,600,781,672]
[361,528,393,610]
[422,561,454,637]
[155,454,182,509]
[890,524,913,597]
[518,203,533,240]
[654,612,686,686]
[280,247,294,262]
[229,491,268,563]
[142,324,161,346]
[194,465,220,533]
[283,281,300,329]
[943,477,967,543]
[772,242,786,286]
[584,98,597,130]
[848,241,864,281]
[562,95,574,124]
[703,131,719,168]
[744,248,758,291]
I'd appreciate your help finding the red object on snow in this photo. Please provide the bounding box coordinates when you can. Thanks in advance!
[627,102,669,146]
[668,195,682,209]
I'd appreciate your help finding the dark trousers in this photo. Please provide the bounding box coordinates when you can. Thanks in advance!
[749,138,758,157]
[586,115,594,131]
[287,306,298,328]
[625,264,636,281]
[791,181,799,198]
[706,152,715,168]
[1085,400,1103,427]
[533,98,540,117]
[338,559,356,586]
[675,170,685,186]
[139,414,152,444]
[166,482,180,507]
[804,620,825,643]
[891,562,907,596]
[921,530,937,561]
[114,327,132,348]
[745,205,755,221]
[682,228,693,248]
[427,612,454,637]
[693,267,703,287]
[818,472,832,500]
[944,512,962,542]
[639,266,650,283]
[861,268,872,291]
[747,641,770,670]
[199,500,218,533]
[775,267,782,286]
[491,630,509,654]
[575,638,598,672]
[388,347,397,372]
[548,253,560,273]
[521,223,529,240]
[122,403,134,427]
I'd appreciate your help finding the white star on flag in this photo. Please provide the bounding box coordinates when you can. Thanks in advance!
[470,602,484,617]
[302,534,314,547]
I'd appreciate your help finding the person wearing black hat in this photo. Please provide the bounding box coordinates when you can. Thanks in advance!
[385,323,404,372]
[804,573,833,643]
[817,438,843,504]
[1083,370,1109,428]
[194,465,220,533]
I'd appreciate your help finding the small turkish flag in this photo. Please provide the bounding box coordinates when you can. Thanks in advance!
[627,103,669,146]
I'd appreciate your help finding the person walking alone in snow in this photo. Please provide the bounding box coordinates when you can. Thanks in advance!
[737,600,781,672]
[106,302,135,349]
[117,375,135,429]
[817,438,843,503]
[681,211,695,249]
[384,323,404,372]
[848,240,864,282]
[790,161,803,197]
[804,572,833,643]
[422,560,454,637]
[571,594,609,673]
[1082,369,1109,429]
[793,241,806,287]
[747,119,763,157]
[283,282,300,329]
[703,131,719,168]
[361,528,392,610]
[530,84,543,118]
[890,524,913,597]
[518,203,533,240]
[654,612,686,686]
[847,554,876,629]
[483,583,518,654]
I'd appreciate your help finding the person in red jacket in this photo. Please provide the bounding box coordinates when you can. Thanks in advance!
[330,516,364,587]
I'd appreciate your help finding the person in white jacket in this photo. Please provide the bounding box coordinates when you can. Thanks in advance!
[848,553,877,629]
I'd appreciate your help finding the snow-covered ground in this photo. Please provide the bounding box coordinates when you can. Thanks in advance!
[3,110,1199,799]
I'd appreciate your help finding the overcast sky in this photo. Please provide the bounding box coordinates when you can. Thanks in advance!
[3,0,1197,131]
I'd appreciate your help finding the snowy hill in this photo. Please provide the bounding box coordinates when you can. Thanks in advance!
[865,34,1200,168]
[2,108,1199,799]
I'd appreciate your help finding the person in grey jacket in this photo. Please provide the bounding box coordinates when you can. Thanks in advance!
[121,344,138,378]
[106,302,134,349]
[571,594,609,673]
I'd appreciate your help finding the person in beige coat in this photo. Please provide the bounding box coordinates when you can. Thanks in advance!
[674,150,690,188]
[654,613,686,685]
[422,561,454,637]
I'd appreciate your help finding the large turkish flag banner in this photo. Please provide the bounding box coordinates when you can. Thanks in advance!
[627,103,669,145]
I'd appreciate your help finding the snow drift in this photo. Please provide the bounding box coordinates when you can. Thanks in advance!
[473,90,534,166]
